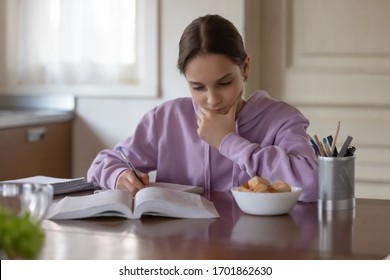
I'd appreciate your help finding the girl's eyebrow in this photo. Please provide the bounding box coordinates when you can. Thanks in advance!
[217,73,234,81]
[188,73,234,85]
[188,81,203,86]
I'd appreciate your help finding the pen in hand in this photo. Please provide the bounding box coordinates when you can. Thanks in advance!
[116,146,145,186]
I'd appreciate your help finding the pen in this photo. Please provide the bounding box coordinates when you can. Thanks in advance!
[116,146,144,186]
[346,146,356,156]
[307,134,320,156]
[322,137,331,157]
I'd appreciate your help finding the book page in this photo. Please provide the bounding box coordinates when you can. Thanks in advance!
[46,190,134,219]
[147,182,204,194]
[133,187,219,219]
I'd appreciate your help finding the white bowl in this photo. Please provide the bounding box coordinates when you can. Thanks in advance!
[231,186,302,216]
[0,183,53,223]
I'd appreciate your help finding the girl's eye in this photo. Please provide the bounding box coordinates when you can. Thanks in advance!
[219,81,232,86]
[192,86,205,91]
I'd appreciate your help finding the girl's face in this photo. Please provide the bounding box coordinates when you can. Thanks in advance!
[185,54,249,115]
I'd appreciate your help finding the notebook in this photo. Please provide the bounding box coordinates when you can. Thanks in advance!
[1,176,98,196]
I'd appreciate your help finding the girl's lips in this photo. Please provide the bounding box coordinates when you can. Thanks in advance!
[200,107,227,114]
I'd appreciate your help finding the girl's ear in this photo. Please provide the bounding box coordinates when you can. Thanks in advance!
[242,56,250,81]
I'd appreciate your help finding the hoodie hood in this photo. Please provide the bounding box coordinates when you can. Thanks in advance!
[237,90,276,126]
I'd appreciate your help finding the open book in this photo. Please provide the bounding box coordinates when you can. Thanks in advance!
[46,187,219,220]
[1,175,97,196]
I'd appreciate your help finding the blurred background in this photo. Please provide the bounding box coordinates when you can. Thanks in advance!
[0,0,389,199]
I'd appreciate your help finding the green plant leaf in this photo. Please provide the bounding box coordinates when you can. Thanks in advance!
[0,208,44,259]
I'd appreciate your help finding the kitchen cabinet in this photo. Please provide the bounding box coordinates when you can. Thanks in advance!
[0,122,72,180]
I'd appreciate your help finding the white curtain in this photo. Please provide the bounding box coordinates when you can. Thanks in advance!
[17,0,137,85]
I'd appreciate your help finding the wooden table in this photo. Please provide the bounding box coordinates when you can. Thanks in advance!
[38,192,390,260]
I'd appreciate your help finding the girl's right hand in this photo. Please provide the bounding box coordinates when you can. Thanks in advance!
[115,169,149,196]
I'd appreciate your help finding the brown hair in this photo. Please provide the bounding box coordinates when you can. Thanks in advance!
[177,14,247,74]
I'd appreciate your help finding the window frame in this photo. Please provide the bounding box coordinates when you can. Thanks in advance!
[1,0,160,98]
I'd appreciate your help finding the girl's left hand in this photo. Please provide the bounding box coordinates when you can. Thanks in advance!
[197,101,237,149]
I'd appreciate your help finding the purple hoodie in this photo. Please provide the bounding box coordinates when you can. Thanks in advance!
[87,91,318,202]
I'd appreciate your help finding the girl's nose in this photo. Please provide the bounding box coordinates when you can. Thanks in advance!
[206,90,222,107]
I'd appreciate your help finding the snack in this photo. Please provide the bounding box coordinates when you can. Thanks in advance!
[269,180,291,193]
[238,176,291,193]
[247,176,270,192]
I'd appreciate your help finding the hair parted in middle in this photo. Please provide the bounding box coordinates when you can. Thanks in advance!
[177,14,248,75]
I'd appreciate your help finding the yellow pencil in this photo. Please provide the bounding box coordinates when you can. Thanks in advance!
[330,121,340,157]
[314,134,327,157]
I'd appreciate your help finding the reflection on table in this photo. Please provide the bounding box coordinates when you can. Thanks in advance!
[38,191,390,259]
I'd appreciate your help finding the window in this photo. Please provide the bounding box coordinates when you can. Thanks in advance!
[2,0,159,97]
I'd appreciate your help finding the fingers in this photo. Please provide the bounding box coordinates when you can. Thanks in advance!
[139,172,150,186]
[115,169,149,196]
[196,103,237,148]
[197,108,205,132]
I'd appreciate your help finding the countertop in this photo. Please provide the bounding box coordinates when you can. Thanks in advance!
[0,109,74,129]
[0,95,75,129]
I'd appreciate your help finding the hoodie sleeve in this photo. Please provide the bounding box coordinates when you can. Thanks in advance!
[87,108,159,189]
[218,110,318,202]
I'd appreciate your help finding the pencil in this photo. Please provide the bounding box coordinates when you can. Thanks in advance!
[330,121,340,157]
[327,135,338,157]
[314,134,327,157]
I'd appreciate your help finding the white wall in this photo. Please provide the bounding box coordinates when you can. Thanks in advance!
[73,0,245,177]
[257,0,390,199]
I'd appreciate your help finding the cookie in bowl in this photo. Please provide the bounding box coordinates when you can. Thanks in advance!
[232,176,301,216]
